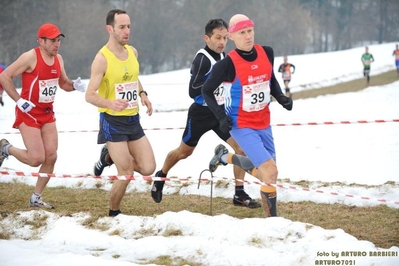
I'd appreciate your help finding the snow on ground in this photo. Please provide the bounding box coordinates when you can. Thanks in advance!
[0,42,398,266]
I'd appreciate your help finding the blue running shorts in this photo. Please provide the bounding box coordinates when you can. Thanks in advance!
[230,126,276,167]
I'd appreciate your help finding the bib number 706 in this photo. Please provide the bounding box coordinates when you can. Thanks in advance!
[119,90,137,101]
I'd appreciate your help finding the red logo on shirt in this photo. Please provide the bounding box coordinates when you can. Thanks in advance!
[116,85,124,92]
[243,86,252,94]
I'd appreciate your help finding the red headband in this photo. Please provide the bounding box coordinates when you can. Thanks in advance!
[228,19,254,33]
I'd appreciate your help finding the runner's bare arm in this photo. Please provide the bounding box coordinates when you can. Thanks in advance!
[0,50,36,102]
[86,52,108,107]
[131,46,152,115]
[138,79,152,116]
[56,54,74,92]
[85,52,128,111]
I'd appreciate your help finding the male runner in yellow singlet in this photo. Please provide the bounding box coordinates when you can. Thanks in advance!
[85,9,155,217]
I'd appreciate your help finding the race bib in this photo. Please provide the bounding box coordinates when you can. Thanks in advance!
[213,84,225,105]
[283,71,290,79]
[38,78,59,103]
[115,81,138,109]
[242,81,270,112]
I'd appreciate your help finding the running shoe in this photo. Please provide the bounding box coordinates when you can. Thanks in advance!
[0,139,10,167]
[233,192,261,208]
[29,196,54,209]
[209,144,228,172]
[151,170,166,203]
[94,145,113,176]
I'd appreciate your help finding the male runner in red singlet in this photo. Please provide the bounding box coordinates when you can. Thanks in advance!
[0,23,86,208]
[278,56,295,98]
[202,14,293,217]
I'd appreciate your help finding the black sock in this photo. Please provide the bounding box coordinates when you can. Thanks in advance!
[235,186,245,196]
[260,191,277,217]
[157,170,167,177]
[109,209,121,217]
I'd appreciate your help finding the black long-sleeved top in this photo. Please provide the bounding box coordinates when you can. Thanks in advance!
[189,45,224,100]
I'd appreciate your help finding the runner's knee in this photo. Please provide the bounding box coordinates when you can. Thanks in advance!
[137,165,155,176]
[178,148,194,159]
[28,154,46,167]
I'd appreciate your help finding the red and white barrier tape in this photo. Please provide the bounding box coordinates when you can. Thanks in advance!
[274,119,399,126]
[214,176,399,205]
[1,119,398,135]
[1,170,398,206]
[0,128,186,135]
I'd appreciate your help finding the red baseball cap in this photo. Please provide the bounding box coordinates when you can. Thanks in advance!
[37,23,65,39]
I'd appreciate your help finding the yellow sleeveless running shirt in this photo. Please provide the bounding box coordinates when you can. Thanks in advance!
[98,45,140,116]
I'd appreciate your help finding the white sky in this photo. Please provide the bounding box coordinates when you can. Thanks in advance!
[0,42,398,266]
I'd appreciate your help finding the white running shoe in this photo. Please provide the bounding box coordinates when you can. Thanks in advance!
[0,139,10,167]
[29,196,54,209]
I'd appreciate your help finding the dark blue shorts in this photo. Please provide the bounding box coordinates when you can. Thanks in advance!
[97,112,145,144]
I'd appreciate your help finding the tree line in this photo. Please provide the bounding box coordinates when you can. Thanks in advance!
[0,0,398,82]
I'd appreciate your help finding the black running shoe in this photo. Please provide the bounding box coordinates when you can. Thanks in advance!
[209,144,228,172]
[233,192,261,208]
[93,145,113,176]
[0,139,10,167]
[151,170,166,203]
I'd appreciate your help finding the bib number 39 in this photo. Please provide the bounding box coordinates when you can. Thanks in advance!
[242,81,270,112]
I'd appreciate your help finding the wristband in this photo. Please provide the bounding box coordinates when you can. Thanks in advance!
[139,90,148,97]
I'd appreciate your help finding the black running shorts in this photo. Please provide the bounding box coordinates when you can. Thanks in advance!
[182,103,230,147]
[97,112,145,144]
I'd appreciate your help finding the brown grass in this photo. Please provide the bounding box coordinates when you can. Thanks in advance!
[0,181,398,249]
[0,70,398,253]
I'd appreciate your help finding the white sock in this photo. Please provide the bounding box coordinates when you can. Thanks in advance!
[221,154,229,164]
[2,144,11,155]
[31,192,40,201]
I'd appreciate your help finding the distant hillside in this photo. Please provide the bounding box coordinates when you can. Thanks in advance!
[293,70,398,100]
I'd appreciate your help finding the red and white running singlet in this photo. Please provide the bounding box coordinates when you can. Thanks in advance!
[224,44,272,129]
[20,47,61,114]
